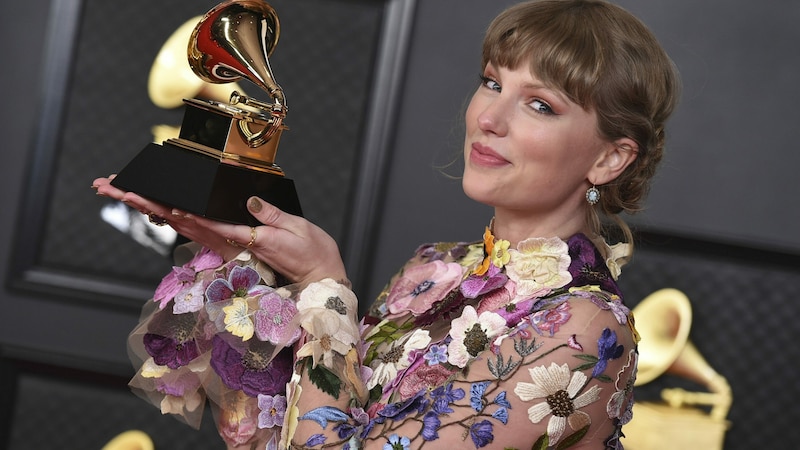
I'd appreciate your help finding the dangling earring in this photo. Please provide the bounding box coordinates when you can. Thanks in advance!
[586,185,600,205]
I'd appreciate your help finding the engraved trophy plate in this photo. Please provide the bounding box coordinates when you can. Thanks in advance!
[112,0,301,226]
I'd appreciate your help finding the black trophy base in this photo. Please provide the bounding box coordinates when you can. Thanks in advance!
[111,141,302,226]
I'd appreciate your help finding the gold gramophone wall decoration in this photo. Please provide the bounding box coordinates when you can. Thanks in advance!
[623,288,733,450]
[112,0,301,226]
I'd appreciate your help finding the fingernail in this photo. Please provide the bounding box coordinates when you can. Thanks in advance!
[248,197,262,213]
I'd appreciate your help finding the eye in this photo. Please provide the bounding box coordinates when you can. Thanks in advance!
[479,75,501,92]
[529,99,555,115]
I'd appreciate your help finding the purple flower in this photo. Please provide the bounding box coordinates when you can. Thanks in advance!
[460,264,508,299]
[305,434,326,447]
[206,265,272,303]
[377,390,429,422]
[421,411,441,441]
[144,310,200,369]
[430,382,465,414]
[567,234,620,297]
[491,407,509,424]
[469,420,494,448]
[593,328,624,378]
[253,291,300,345]
[423,344,448,366]
[153,247,224,309]
[210,336,292,397]
[257,394,287,429]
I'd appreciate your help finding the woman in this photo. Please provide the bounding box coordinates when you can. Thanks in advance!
[94,0,679,448]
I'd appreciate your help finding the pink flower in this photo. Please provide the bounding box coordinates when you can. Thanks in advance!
[153,247,224,309]
[396,361,455,400]
[385,261,464,317]
[529,302,571,336]
[254,292,300,345]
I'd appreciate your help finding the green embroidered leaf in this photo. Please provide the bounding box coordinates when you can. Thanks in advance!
[307,364,341,400]
[514,338,543,357]
[488,353,519,379]
[555,424,589,449]
[595,374,613,383]
[531,433,549,450]
[573,362,597,372]
[573,354,599,363]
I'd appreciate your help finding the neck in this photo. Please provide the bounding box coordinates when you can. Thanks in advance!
[491,207,591,247]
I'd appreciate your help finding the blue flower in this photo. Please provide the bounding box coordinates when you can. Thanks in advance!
[430,383,465,414]
[493,390,512,408]
[305,434,326,447]
[377,390,429,422]
[491,407,509,424]
[421,411,441,441]
[470,381,491,411]
[469,420,494,448]
[424,344,448,365]
[383,434,411,450]
[593,328,624,377]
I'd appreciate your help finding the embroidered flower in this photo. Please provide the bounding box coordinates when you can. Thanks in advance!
[210,337,293,397]
[154,369,204,415]
[447,305,508,368]
[593,328,624,378]
[295,279,360,369]
[529,301,571,336]
[506,237,572,301]
[257,394,287,429]
[416,241,469,261]
[153,247,223,309]
[396,362,455,401]
[172,282,206,314]
[469,420,495,448]
[254,291,300,345]
[280,372,302,449]
[491,238,511,268]
[472,227,495,276]
[144,310,201,369]
[514,362,602,446]
[423,344,448,365]
[223,298,255,340]
[430,382,465,414]
[383,433,411,450]
[206,265,272,304]
[421,411,441,441]
[385,261,464,317]
[367,329,432,389]
[607,350,637,424]
[460,263,508,299]
[218,391,260,447]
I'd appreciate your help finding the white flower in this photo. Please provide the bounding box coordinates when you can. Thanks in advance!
[447,305,507,368]
[367,329,431,389]
[505,237,572,301]
[514,362,602,445]
[295,279,360,369]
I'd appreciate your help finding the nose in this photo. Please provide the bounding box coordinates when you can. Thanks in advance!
[475,95,510,136]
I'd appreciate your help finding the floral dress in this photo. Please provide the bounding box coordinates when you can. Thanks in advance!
[126,227,638,450]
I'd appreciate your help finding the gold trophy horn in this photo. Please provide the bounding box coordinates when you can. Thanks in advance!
[111,0,301,225]
[623,288,732,450]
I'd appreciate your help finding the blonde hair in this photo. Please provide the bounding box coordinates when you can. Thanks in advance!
[483,0,681,244]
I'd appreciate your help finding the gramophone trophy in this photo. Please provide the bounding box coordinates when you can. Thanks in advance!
[111,0,301,226]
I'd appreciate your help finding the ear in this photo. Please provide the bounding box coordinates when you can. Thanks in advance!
[588,137,638,185]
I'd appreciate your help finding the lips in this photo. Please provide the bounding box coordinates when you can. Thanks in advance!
[469,142,510,167]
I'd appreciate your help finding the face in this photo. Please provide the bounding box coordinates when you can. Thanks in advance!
[462,63,611,223]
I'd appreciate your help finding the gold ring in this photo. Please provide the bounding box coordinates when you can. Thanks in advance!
[147,213,168,226]
[246,227,257,248]
[226,238,240,248]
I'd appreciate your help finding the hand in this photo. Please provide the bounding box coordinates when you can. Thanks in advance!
[92,176,348,285]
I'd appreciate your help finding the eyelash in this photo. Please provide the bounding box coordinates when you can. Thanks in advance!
[478,74,555,115]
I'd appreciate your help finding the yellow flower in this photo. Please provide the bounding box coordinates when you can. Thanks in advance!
[491,239,511,268]
[223,297,254,341]
[506,237,572,301]
[280,372,302,449]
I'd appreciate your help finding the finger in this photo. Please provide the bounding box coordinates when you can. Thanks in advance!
[246,196,299,232]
